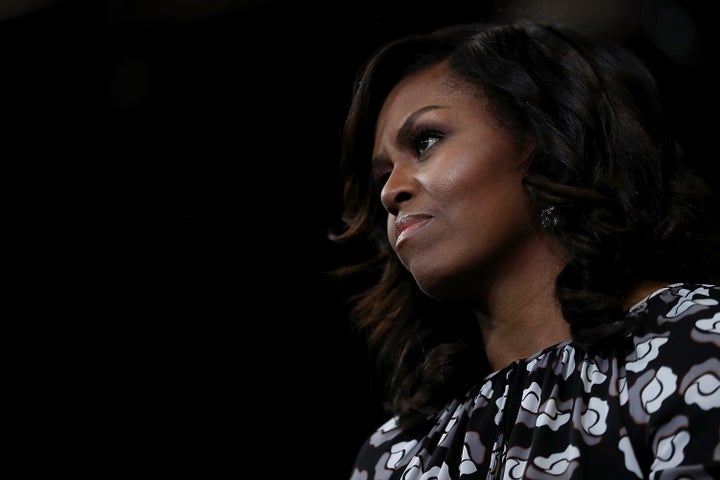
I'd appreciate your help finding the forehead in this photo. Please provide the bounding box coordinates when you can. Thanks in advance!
[379,62,469,115]
[373,62,485,142]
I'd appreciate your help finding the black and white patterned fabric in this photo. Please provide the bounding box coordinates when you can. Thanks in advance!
[350,283,720,480]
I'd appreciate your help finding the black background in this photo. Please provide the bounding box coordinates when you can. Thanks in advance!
[5,0,717,476]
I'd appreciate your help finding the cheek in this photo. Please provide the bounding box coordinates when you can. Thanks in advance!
[435,151,532,236]
[430,149,509,201]
[426,151,479,198]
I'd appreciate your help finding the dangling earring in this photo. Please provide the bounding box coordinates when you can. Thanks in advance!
[540,206,560,228]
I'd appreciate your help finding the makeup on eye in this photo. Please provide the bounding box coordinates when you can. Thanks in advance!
[370,104,450,189]
[371,127,444,188]
[408,128,444,156]
[395,104,449,155]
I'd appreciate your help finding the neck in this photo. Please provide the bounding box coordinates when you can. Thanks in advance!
[475,235,570,372]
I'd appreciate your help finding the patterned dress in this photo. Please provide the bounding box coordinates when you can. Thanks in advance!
[349,283,720,480]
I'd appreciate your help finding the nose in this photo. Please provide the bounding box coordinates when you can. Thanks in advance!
[380,164,415,216]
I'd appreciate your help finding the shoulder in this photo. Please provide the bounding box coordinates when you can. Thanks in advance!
[349,415,424,479]
[618,284,720,476]
[625,282,719,360]
[622,282,719,411]
[616,283,718,368]
[629,282,719,341]
[349,396,474,479]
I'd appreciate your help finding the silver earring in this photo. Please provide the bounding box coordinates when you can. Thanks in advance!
[541,206,560,228]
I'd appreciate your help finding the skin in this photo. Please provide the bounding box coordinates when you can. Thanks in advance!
[373,61,572,370]
[372,61,669,370]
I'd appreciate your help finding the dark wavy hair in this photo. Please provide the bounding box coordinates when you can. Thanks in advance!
[330,19,720,429]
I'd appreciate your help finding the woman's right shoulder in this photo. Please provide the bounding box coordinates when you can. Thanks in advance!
[349,415,423,480]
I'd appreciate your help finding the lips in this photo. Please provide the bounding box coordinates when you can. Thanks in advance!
[394,213,432,247]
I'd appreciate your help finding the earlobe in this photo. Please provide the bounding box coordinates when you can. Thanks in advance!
[541,206,561,229]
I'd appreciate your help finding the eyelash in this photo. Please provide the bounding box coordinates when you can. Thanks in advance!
[372,128,445,188]
[411,128,444,157]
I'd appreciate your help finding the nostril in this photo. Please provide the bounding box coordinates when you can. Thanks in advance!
[383,190,411,216]
[395,191,412,203]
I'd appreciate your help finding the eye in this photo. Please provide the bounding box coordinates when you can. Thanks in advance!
[412,130,443,156]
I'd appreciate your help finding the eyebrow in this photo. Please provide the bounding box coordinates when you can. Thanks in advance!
[371,104,447,169]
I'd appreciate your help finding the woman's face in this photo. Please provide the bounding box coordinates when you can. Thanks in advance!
[372,62,539,302]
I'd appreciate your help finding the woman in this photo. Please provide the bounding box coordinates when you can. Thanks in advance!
[330,19,720,479]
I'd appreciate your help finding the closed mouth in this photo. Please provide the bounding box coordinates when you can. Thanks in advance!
[395,214,432,247]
